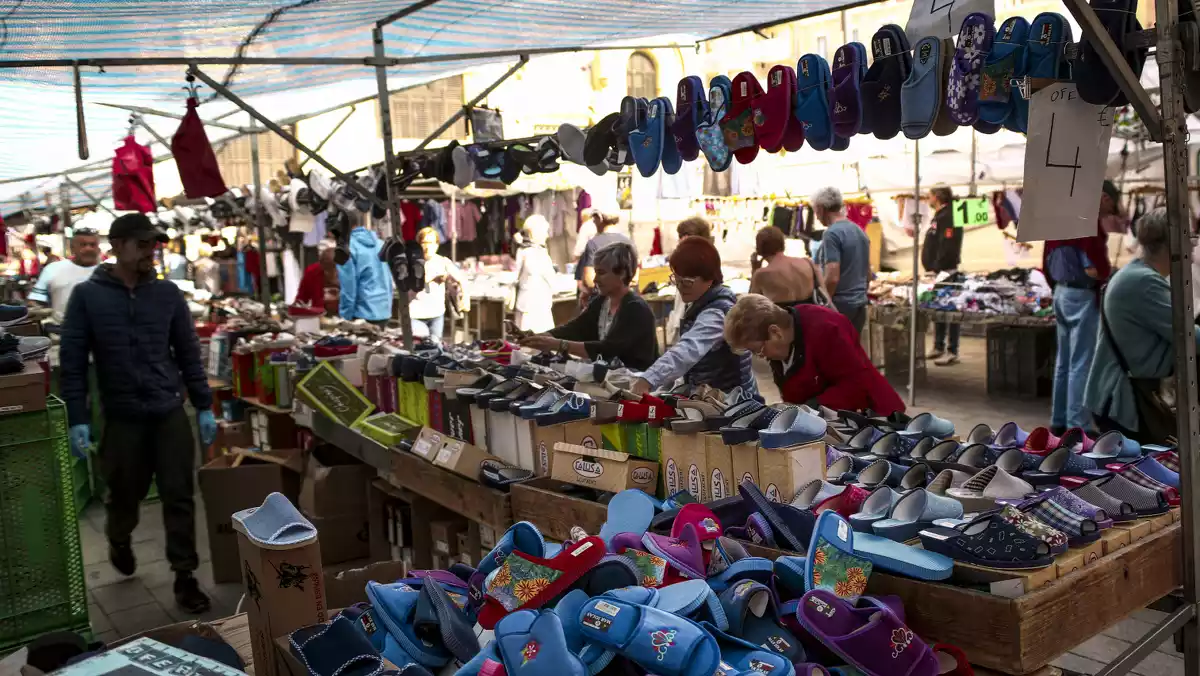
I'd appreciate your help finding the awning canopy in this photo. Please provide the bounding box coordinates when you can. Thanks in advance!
[0,0,859,203]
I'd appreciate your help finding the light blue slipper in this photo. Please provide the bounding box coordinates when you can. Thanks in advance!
[231,492,316,549]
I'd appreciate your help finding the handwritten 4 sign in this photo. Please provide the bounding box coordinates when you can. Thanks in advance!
[906,0,995,42]
[1019,83,1114,242]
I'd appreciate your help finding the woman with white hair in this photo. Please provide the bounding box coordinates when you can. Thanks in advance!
[1085,208,1200,442]
[513,215,557,333]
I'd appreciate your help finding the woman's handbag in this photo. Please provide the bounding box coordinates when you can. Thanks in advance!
[1099,293,1178,443]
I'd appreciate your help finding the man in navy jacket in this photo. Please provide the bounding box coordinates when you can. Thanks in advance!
[61,213,215,614]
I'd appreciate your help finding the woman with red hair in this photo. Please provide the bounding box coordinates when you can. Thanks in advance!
[631,236,759,399]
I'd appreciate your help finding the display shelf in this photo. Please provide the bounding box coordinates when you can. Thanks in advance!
[510,478,606,542]
[385,447,511,530]
[240,395,291,416]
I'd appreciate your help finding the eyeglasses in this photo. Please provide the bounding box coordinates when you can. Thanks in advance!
[669,274,699,288]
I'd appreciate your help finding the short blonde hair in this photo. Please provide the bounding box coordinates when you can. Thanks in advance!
[724,293,790,349]
[522,214,551,243]
[417,226,438,243]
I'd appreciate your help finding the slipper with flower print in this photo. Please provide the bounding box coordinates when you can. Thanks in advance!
[479,536,606,629]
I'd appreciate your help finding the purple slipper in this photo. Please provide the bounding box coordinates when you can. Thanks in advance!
[830,42,866,137]
[796,590,938,676]
[642,523,706,579]
[946,12,995,125]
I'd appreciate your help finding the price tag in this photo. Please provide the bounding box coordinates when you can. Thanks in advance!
[905,0,995,42]
[1019,83,1114,242]
[952,197,990,228]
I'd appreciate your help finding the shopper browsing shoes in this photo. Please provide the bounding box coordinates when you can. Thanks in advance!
[724,293,905,414]
[922,185,964,366]
[60,213,215,614]
[812,186,871,334]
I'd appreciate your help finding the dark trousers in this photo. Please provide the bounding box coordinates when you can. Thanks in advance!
[100,406,198,572]
[835,303,867,337]
[1094,413,1157,445]
[934,322,960,355]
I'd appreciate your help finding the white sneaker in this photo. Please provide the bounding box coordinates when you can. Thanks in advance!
[935,353,960,366]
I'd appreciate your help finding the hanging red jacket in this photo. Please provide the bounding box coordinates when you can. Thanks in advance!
[172,97,228,199]
[112,136,157,213]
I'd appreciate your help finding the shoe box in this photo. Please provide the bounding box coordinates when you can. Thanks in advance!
[197,448,304,584]
[0,361,47,414]
[532,419,601,477]
[550,441,658,495]
[757,439,826,503]
[659,431,740,503]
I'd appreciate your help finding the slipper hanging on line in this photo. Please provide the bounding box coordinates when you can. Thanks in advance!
[724,72,764,164]
[861,24,912,140]
[753,65,804,152]
[672,76,707,162]
[946,12,996,126]
[696,75,733,171]
[794,54,836,150]
[829,42,867,137]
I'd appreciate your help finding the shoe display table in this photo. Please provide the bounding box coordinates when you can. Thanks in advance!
[510,478,608,541]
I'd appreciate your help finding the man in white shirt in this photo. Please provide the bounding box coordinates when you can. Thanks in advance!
[30,228,101,325]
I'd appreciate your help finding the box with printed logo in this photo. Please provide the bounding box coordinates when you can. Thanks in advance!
[551,442,658,494]
[756,440,824,503]
[660,430,709,502]
[704,435,735,501]
[730,442,760,494]
[296,361,375,429]
[530,419,601,477]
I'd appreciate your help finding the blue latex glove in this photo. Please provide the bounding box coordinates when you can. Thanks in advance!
[198,410,217,447]
[69,424,92,459]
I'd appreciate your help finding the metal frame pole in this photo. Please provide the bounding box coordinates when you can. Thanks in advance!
[908,141,920,408]
[413,56,528,151]
[300,105,357,169]
[373,25,414,350]
[96,102,252,133]
[248,118,271,305]
[133,114,173,151]
[187,66,389,214]
[62,177,116,217]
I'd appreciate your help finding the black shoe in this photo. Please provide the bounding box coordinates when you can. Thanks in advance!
[109,542,136,577]
[174,573,211,614]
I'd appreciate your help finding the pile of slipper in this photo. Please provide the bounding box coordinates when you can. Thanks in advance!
[289,491,975,676]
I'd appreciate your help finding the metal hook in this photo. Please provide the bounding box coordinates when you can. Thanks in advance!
[183,73,200,99]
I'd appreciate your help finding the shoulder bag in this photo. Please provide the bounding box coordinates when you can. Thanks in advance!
[1098,289,1177,444]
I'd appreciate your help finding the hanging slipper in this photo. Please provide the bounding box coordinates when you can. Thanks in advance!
[724,72,764,164]
[720,580,806,664]
[1018,13,1074,133]
[615,96,644,166]
[829,42,867,137]
[583,112,622,171]
[1076,0,1147,106]
[861,24,912,140]
[979,17,1029,128]
[629,98,663,178]
[754,65,802,153]
[794,53,836,150]
[656,97,683,175]
[672,76,707,162]
[946,13,996,126]
[932,37,960,137]
[696,75,733,171]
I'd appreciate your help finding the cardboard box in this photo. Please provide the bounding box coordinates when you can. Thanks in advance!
[660,430,708,502]
[0,362,45,414]
[705,435,735,501]
[532,422,566,477]
[551,442,659,494]
[410,427,448,462]
[433,437,503,480]
[730,441,760,491]
[358,413,418,447]
[1071,539,1104,568]
[367,479,410,562]
[756,440,825,503]
[216,421,254,450]
[299,446,375,518]
[296,361,376,428]
[308,513,370,565]
[600,423,624,452]
[275,634,407,676]
[431,518,468,556]
[323,559,408,609]
[1147,512,1174,533]
[1055,550,1086,577]
[250,409,298,452]
[1100,527,1131,555]
[196,449,304,583]
[237,530,326,676]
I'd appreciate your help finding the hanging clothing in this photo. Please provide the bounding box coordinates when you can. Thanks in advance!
[422,201,448,242]
[112,136,156,213]
[282,248,301,303]
[171,97,227,199]
[337,228,393,321]
[845,202,874,229]
[302,211,328,248]
[399,201,422,241]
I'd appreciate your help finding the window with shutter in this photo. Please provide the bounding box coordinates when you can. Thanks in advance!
[379,75,468,141]
[626,52,658,99]
[213,126,297,187]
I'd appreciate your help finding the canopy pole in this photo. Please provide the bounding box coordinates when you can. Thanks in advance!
[188,65,388,214]
[300,105,357,169]
[63,177,116,217]
[372,26,414,350]
[96,102,253,133]
[908,140,920,408]
[248,117,271,306]
[72,64,89,160]
[968,130,977,196]
[414,56,528,151]
[378,0,445,27]
[133,114,173,150]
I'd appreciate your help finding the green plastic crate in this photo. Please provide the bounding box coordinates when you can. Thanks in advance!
[0,397,88,651]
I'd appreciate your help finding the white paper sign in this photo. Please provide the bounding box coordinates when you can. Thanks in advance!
[905,0,995,43]
[1019,83,1114,242]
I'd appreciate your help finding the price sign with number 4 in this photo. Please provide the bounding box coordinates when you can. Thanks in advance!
[952,198,990,228]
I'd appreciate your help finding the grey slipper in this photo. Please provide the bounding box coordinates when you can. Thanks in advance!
[232,492,317,550]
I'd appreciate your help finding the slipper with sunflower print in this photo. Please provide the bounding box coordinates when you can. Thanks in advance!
[720,580,806,664]
[806,511,873,599]
[480,536,606,629]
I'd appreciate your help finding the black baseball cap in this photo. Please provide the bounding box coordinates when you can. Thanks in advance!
[109,213,169,243]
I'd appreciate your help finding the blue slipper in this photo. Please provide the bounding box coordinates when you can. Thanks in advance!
[366,582,452,669]
[413,579,480,663]
[979,17,1029,126]
[706,557,775,593]
[871,489,964,543]
[496,609,587,676]
[702,622,796,676]
[290,615,385,676]
[606,579,728,630]
[656,97,683,175]
[901,36,945,139]
[854,532,954,580]
[900,412,954,439]
[231,492,317,549]
[480,522,547,577]
[738,480,816,553]
[758,406,827,449]
[631,97,666,177]
[600,489,658,548]
[848,487,900,534]
[696,76,733,171]
[556,590,617,675]
[794,54,834,150]
[1082,430,1142,460]
[720,580,805,664]
[576,597,721,676]
[806,512,874,597]
[1018,13,1073,133]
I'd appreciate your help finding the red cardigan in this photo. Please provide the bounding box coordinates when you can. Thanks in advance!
[772,304,905,416]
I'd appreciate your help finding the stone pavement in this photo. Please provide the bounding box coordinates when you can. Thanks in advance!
[77,336,1185,674]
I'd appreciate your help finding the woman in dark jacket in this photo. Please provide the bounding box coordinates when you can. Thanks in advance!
[922,185,964,366]
[631,236,758,399]
[520,242,659,370]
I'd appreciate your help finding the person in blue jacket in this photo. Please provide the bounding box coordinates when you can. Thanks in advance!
[60,213,215,615]
[338,212,394,323]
